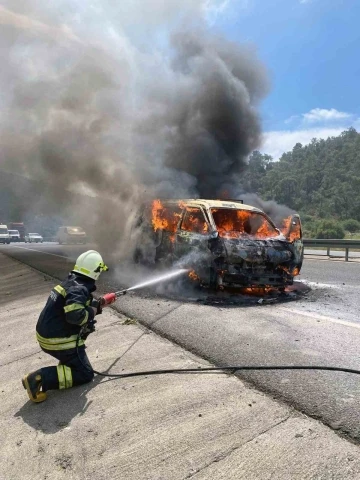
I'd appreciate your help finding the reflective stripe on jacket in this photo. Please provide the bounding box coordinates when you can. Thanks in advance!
[36,273,96,352]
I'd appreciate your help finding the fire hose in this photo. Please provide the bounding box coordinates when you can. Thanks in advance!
[76,290,360,379]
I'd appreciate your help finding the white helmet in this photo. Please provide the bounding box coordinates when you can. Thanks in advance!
[73,250,109,280]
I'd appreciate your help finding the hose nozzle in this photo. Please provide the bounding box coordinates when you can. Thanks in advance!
[100,289,127,307]
[115,289,128,297]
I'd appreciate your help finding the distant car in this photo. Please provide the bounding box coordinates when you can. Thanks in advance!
[0,224,10,244]
[9,223,25,242]
[56,226,87,245]
[8,230,20,242]
[25,233,43,243]
[133,199,303,289]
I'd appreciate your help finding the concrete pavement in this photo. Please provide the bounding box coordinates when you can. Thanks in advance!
[1,252,360,479]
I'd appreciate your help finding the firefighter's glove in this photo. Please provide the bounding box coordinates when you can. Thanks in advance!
[91,299,102,315]
[80,319,97,340]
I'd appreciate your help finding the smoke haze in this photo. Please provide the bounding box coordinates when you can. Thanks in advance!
[0,0,271,256]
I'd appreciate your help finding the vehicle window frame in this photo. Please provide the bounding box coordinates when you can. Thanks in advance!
[180,207,209,235]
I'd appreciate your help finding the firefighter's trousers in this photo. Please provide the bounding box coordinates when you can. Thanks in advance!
[40,346,94,391]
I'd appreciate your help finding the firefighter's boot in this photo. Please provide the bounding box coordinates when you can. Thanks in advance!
[22,370,47,403]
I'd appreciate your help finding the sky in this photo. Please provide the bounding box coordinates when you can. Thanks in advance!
[212,0,360,158]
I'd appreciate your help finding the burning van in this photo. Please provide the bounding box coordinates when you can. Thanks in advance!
[133,199,303,289]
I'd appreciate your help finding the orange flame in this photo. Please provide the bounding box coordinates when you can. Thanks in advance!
[240,287,274,295]
[280,216,302,242]
[151,200,182,242]
[280,265,300,277]
[181,207,209,234]
[211,209,278,239]
[188,270,199,281]
[151,199,168,231]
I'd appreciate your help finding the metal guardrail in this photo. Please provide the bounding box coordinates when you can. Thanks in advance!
[303,239,360,261]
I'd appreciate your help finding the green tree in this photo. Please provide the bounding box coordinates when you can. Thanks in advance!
[342,219,360,233]
[256,128,360,222]
[242,151,273,193]
[315,220,345,239]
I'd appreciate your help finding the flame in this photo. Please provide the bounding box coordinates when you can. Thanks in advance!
[280,265,291,275]
[188,270,199,281]
[151,200,210,239]
[240,287,274,295]
[151,200,182,242]
[280,216,302,242]
[280,265,300,277]
[211,209,278,239]
[181,207,209,234]
[150,201,301,248]
[152,200,168,231]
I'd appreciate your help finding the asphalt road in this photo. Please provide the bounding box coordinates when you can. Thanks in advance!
[2,242,360,441]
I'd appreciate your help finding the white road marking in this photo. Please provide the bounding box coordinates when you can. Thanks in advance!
[300,280,339,289]
[299,279,360,289]
[279,306,360,330]
[7,245,69,260]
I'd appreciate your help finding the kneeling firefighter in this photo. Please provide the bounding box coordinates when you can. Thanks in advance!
[22,250,109,403]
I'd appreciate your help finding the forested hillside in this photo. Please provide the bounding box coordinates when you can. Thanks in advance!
[243,128,360,237]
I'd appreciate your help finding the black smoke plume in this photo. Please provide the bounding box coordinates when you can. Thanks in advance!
[0,1,269,255]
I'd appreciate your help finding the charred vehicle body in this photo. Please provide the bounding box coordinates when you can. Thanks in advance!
[134,199,303,289]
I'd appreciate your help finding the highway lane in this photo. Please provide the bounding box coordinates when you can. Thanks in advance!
[3,242,360,285]
[2,243,360,441]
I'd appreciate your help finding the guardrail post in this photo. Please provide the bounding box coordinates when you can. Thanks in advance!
[327,247,330,256]
[345,248,349,262]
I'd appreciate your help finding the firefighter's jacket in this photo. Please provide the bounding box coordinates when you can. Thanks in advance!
[36,273,96,352]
